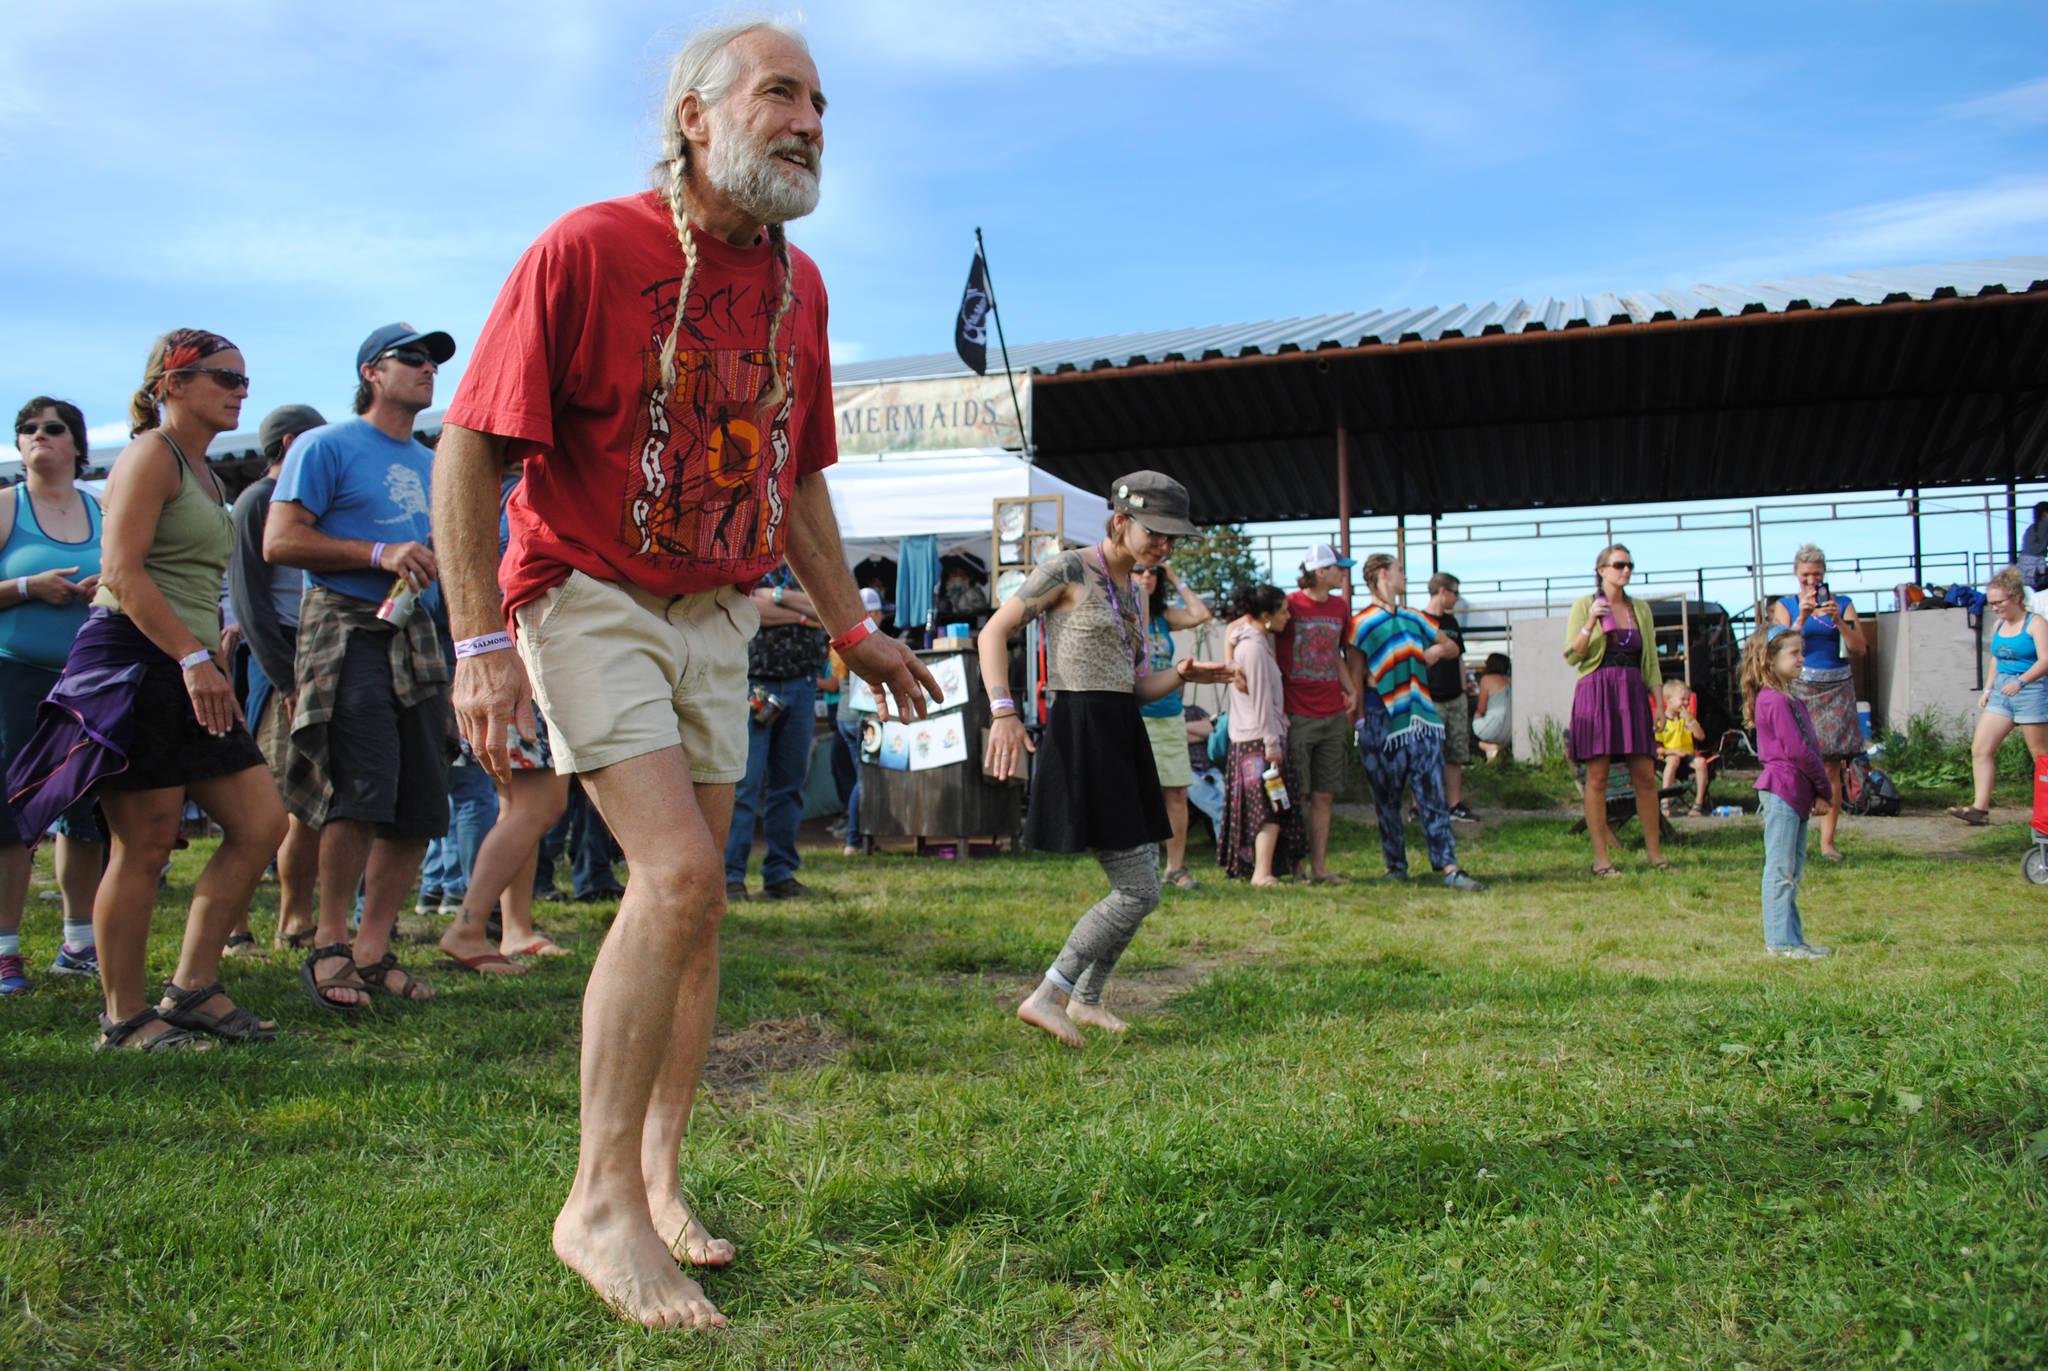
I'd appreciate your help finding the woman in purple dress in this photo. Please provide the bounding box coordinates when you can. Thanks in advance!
[1563,544,1668,876]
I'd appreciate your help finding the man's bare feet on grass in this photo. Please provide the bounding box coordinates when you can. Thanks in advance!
[1017,980,1085,1048]
[647,1185,737,1267]
[1065,1001,1129,1034]
[553,1195,727,1329]
[438,927,526,975]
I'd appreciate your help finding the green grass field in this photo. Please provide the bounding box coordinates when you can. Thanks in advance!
[3,802,2045,1369]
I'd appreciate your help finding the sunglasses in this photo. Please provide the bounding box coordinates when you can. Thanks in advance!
[15,421,69,438]
[1605,560,1634,571]
[378,348,434,369]
[175,366,251,391]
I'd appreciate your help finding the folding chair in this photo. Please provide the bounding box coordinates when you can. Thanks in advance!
[1569,762,1681,840]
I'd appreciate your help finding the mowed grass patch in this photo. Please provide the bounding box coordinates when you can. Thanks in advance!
[1,813,2044,1369]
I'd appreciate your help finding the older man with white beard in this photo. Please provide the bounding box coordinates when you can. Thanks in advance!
[434,20,937,1330]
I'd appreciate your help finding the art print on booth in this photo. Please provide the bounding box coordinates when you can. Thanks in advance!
[624,274,800,569]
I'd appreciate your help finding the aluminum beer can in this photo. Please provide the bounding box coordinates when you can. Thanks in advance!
[376,575,419,627]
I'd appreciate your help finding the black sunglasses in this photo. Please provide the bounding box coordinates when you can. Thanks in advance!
[377,348,434,369]
[15,421,69,438]
[1605,560,1634,571]
[175,366,251,391]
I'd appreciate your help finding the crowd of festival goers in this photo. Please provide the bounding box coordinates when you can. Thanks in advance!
[3,341,2040,1045]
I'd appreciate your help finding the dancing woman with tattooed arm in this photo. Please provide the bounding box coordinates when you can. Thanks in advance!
[978,471,1231,1048]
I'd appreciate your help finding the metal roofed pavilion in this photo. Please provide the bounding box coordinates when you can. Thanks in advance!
[837,255,2048,525]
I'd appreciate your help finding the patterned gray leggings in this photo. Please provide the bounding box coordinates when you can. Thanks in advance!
[1043,844,1161,1006]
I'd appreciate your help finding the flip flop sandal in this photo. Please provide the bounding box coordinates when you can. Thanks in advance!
[1590,864,1621,878]
[159,979,277,1042]
[222,932,258,957]
[302,942,368,1013]
[356,951,434,1001]
[1647,860,1676,872]
[1163,867,1201,891]
[96,1007,209,1053]
[1311,873,1351,886]
[501,938,570,958]
[434,950,527,975]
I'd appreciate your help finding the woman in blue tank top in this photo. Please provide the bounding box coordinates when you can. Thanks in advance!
[0,398,107,996]
[1768,544,1866,861]
[1132,561,1214,889]
[1949,565,2048,825]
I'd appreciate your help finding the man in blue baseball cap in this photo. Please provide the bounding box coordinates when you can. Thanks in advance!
[264,322,462,1009]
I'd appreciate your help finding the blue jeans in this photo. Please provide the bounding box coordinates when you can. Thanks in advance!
[1356,717,1458,876]
[726,675,816,886]
[835,708,864,848]
[420,758,497,895]
[1760,791,1809,949]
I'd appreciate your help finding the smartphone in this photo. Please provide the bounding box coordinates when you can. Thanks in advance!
[1815,582,1833,620]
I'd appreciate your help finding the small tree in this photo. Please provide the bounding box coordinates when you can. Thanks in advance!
[1172,522,1263,611]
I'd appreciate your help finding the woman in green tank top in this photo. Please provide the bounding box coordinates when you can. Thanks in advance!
[67,330,287,1050]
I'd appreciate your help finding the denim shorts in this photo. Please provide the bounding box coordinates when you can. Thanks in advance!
[1984,673,2048,726]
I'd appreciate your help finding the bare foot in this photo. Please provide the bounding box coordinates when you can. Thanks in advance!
[1017,983,1085,1048]
[501,936,571,958]
[647,1185,737,1268]
[1066,1002,1129,1034]
[440,927,526,975]
[553,1194,728,1329]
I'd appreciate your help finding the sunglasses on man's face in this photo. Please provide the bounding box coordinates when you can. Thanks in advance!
[176,366,251,391]
[15,421,68,438]
[378,348,434,369]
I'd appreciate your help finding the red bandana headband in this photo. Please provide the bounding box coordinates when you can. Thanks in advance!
[156,329,236,395]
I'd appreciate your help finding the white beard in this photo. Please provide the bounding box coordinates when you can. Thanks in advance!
[706,108,821,224]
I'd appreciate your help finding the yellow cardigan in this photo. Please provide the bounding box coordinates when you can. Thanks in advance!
[1563,594,1663,697]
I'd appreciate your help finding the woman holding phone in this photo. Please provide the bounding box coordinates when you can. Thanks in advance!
[1563,544,1667,876]
[1768,545,1865,861]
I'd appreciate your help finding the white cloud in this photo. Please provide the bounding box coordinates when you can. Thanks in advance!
[86,422,129,449]
[1819,176,2048,261]
[823,0,1284,66]
[1947,75,2048,125]
[830,338,869,364]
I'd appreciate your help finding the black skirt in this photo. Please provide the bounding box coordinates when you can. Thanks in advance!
[1024,691,1170,854]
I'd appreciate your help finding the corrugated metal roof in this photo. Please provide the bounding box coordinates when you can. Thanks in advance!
[831,255,2048,385]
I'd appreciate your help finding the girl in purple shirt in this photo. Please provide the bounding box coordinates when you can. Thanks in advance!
[1741,626,1833,959]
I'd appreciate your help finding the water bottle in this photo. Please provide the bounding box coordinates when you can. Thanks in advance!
[1710,805,1741,817]
[1262,766,1291,811]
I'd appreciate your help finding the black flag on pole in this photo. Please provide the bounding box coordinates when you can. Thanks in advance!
[953,250,991,375]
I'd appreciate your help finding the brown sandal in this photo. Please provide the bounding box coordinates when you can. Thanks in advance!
[1947,805,1990,826]
[355,951,434,1001]
[302,943,367,1013]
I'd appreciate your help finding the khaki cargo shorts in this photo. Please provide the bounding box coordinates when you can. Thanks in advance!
[514,570,759,782]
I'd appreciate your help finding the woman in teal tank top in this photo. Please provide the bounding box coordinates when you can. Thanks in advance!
[1132,561,1214,889]
[0,397,108,996]
[1950,565,2048,825]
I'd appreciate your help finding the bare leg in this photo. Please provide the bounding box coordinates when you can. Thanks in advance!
[167,766,288,1028]
[1628,754,1664,863]
[1971,712,2013,813]
[54,835,105,938]
[551,746,728,1329]
[1162,786,1190,871]
[1017,977,1085,1048]
[94,788,187,1039]
[1444,761,1462,809]
[1307,792,1335,879]
[0,842,30,942]
[1583,758,1614,869]
[2023,722,2048,774]
[628,780,737,1268]
[441,771,569,967]
[355,835,429,994]
[312,819,374,1009]
[1692,761,1710,812]
[1819,760,1845,857]
[274,815,319,944]
[1251,823,1282,885]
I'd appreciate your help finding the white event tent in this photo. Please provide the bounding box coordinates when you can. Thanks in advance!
[821,449,1109,566]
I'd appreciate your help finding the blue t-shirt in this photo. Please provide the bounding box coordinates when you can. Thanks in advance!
[1140,613,1183,719]
[274,418,435,604]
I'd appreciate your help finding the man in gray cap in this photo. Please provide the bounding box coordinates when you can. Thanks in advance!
[222,403,325,951]
[266,323,457,1008]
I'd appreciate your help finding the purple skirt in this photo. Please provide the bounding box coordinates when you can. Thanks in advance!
[1568,663,1656,763]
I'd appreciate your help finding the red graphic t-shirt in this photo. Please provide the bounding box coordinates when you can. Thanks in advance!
[445,190,836,619]
[1276,590,1351,718]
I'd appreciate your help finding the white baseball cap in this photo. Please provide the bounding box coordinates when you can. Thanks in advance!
[1301,542,1357,571]
[859,588,884,612]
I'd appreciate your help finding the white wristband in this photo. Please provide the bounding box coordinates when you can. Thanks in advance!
[454,631,515,659]
[370,542,386,570]
[14,577,27,601]
[178,648,212,671]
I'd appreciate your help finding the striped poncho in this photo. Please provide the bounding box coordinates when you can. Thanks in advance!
[1349,604,1443,750]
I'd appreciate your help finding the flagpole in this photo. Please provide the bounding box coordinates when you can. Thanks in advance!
[974,226,1030,458]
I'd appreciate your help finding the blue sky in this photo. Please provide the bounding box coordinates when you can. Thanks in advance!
[4,0,2044,603]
